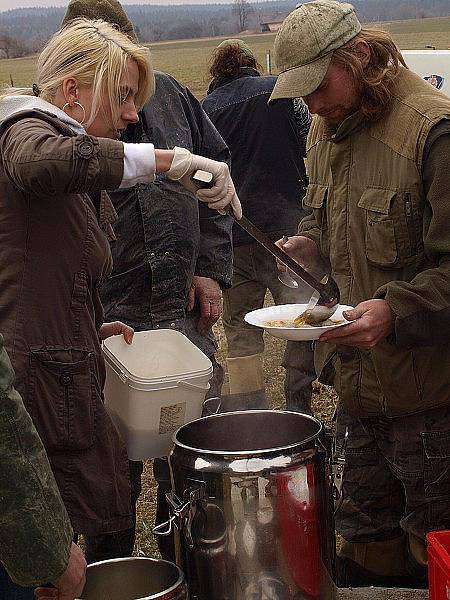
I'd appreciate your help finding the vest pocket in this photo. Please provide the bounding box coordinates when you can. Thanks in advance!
[358,188,398,266]
[303,183,330,254]
[358,188,424,268]
[28,348,98,452]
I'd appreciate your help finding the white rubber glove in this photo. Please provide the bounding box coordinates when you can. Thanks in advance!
[166,147,242,219]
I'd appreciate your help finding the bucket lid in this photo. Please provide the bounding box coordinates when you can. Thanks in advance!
[103,329,212,387]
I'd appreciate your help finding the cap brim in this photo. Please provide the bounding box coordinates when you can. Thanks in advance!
[269,53,333,102]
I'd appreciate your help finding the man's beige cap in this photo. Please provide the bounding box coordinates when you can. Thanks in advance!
[269,0,361,102]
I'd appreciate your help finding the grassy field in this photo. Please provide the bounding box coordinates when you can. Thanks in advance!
[1,15,449,98]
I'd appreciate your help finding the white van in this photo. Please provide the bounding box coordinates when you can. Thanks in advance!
[402,50,450,96]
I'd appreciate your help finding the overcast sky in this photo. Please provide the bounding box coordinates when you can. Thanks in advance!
[0,0,229,11]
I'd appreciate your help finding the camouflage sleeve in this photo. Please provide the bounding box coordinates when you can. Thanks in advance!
[0,335,73,586]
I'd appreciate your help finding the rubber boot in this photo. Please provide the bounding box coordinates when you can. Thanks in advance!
[222,354,268,411]
[219,389,269,412]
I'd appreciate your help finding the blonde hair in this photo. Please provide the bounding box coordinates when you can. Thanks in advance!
[332,28,407,121]
[2,18,154,129]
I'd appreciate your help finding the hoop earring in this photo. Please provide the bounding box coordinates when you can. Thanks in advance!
[62,101,86,126]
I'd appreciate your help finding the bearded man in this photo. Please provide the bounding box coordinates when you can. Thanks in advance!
[271,0,450,588]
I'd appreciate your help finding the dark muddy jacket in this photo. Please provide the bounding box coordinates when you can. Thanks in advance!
[101,72,233,355]
[0,335,73,586]
[202,69,310,246]
[0,99,132,535]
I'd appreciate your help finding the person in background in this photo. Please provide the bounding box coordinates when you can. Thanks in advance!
[202,40,315,414]
[0,336,86,600]
[0,17,240,596]
[61,0,233,564]
[271,0,450,588]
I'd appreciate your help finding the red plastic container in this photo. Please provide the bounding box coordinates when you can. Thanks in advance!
[428,530,450,600]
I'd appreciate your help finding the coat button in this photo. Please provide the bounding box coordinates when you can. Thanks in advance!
[77,140,94,158]
[60,373,73,386]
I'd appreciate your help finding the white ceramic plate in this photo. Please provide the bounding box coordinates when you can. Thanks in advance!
[244,303,353,341]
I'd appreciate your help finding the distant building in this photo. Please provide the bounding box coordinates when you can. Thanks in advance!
[260,21,284,32]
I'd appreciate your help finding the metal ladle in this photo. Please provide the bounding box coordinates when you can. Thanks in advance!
[192,171,340,323]
[277,236,300,289]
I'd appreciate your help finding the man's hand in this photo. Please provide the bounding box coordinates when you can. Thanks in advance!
[98,321,134,344]
[319,299,395,347]
[187,276,222,335]
[275,235,324,278]
[34,542,86,600]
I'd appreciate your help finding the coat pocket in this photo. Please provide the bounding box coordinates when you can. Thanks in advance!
[358,188,423,268]
[28,348,98,452]
[422,430,450,497]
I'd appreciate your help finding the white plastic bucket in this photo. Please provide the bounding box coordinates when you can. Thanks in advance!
[103,329,212,460]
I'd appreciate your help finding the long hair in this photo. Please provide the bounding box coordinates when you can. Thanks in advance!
[209,43,261,80]
[2,18,154,129]
[332,28,407,121]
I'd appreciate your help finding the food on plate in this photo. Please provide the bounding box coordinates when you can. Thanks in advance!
[265,317,344,329]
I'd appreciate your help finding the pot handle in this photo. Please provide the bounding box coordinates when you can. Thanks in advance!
[177,380,209,392]
[153,514,177,537]
[152,485,206,549]
[315,427,347,511]
[202,396,221,416]
[331,426,348,511]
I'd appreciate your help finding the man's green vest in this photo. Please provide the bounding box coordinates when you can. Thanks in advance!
[302,67,450,416]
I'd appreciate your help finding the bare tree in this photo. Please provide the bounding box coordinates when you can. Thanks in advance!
[0,34,24,59]
[233,0,253,32]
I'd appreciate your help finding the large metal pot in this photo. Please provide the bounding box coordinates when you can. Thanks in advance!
[161,410,336,600]
[78,557,188,600]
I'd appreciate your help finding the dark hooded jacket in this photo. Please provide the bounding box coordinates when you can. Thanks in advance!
[0,97,132,535]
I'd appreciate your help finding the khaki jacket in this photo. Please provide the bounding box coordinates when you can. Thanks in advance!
[0,102,133,534]
[300,68,450,417]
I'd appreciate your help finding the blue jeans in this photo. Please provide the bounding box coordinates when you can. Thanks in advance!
[0,564,35,599]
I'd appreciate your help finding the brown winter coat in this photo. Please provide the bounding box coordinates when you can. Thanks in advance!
[0,106,133,535]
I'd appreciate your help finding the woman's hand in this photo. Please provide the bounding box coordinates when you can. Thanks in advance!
[98,321,134,344]
[164,147,242,219]
[34,543,86,600]
[319,299,395,347]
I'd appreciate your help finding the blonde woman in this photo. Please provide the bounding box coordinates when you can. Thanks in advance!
[0,18,240,598]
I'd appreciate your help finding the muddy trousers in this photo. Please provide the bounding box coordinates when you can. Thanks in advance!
[223,241,315,413]
[335,404,450,580]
